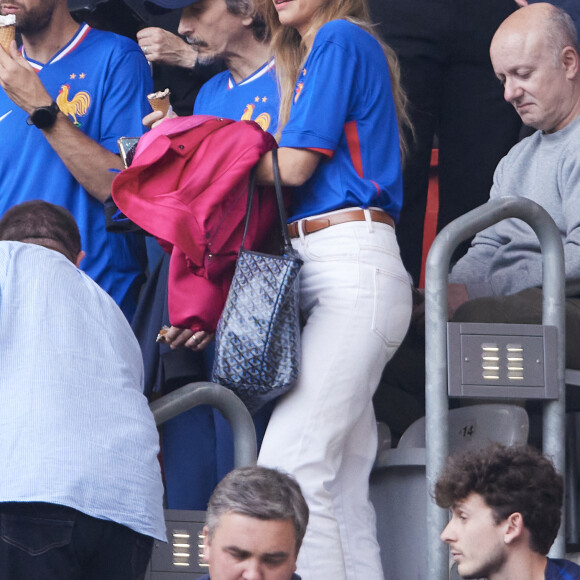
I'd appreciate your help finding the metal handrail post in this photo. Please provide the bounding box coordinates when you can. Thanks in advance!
[150,381,257,468]
[425,196,566,578]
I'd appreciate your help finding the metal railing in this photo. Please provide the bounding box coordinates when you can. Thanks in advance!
[424,196,566,578]
[150,381,257,467]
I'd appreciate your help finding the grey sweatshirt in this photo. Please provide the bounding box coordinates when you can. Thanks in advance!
[449,114,580,299]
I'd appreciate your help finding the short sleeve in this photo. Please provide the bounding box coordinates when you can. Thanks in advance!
[280,24,359,151]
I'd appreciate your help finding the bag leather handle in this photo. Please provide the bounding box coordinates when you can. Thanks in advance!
[242,148,292,253]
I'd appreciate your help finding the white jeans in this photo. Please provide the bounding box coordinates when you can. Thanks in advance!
[258,212,412,580]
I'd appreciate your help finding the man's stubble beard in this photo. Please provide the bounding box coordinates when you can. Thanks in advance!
[14,0,57,35]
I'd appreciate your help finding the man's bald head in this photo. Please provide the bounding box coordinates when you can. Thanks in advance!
[492,3,578,64]
[490,3,580,132]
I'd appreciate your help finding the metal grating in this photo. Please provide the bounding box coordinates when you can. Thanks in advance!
[448,322,558,399]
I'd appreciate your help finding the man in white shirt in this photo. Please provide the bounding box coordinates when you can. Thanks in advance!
[0,201,165,580]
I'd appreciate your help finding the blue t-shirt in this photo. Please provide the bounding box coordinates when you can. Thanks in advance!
[280,19,403,222]
[546,557,580,579]
[0,24,153,319]
[194,59,278,134]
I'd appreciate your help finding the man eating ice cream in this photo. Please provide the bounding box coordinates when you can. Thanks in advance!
[0,0,152,320]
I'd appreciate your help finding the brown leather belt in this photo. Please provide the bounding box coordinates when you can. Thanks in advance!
[288,209,395,239]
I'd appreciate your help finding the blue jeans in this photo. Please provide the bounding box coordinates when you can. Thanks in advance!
[0,502,153,580]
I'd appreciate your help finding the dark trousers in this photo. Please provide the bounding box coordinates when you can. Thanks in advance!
[374,288,580,439]
[370,0,522,284]
[0,502,154,580]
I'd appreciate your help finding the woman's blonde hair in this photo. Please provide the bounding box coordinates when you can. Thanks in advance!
[255,0,412,160]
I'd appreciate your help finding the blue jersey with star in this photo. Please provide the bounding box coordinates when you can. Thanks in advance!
[0,24,152,319]
[280,19,403,222]
[193,59,278,134]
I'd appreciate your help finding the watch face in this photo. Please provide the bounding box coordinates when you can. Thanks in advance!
[33,108,54,129]
[28,103,59,129]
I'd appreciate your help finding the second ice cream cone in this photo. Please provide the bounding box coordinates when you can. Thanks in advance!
[147,89,171,116]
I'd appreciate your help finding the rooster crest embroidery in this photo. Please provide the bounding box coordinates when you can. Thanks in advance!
[241,103,255,120]
[56,84,91,127]
[240,104,271,131]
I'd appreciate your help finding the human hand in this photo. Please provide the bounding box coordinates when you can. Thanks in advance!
[157,325,214,351]
[142,107,176,129]
[137,27,198,69]
[447,283,469,320]
[0,41,53,114]
[514,0,528,6]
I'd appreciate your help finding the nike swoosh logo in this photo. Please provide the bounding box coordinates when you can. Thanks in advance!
[0,111,13,122]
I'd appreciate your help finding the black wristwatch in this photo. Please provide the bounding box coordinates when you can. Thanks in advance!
[26,101,60,129]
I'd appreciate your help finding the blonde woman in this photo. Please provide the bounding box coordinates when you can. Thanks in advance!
[254,1,412,578]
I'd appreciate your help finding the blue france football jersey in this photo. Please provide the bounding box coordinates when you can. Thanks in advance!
[0,24,153,319]
[280,20,403,222]
[194,59,278,134]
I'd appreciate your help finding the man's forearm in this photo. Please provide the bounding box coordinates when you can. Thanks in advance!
[43,112,124,203]
[0,46,123,203]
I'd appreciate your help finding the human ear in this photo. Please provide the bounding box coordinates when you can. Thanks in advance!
[75,250,86,268]
[561,47,579,79]
[504,512,525,545]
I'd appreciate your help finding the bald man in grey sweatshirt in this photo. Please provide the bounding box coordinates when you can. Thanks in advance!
[375,3,580,438]
[449,4,580,337]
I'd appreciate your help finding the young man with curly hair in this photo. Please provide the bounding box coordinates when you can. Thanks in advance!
[435,444,580,580]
